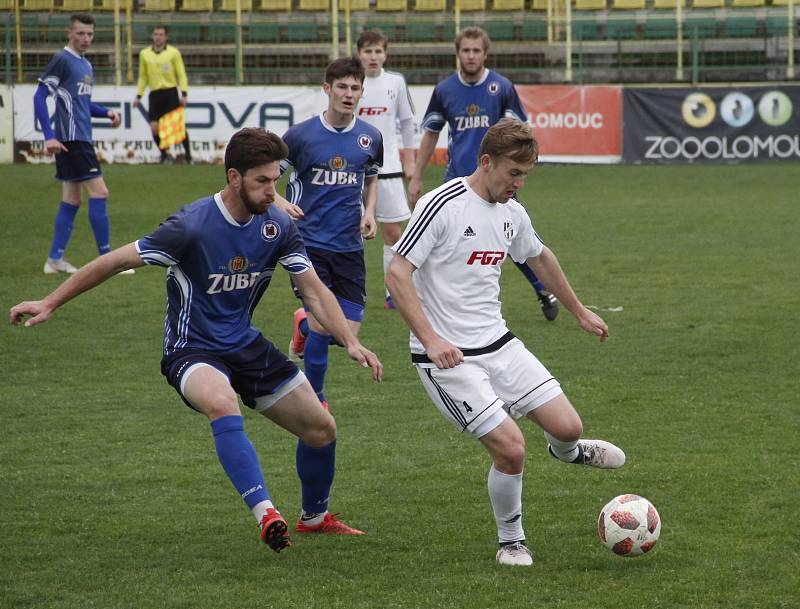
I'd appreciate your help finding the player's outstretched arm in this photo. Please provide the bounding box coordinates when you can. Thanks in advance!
[292,269,383,382]
[9,243,144,328]
[386,255,464,369]
[526,246,609,342]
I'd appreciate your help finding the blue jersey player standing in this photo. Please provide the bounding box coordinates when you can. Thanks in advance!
[278,57,383,416]
[10,128,383,552]
[409,27,558,322]
[33,13,130,276]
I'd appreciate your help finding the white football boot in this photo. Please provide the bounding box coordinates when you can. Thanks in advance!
[549,439,626,469]
[495,542,534,566]
[43,258,78,274]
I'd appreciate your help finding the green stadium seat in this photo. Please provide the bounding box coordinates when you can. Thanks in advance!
[685,18,718,38]
[575,0,606,9]
[573,20,600,40]
[287,22,321,42]
[606,19,639,39]
[764,16,794,35]
[299,0,329,9]
[483,20,516,40]
[21,0,55,10]
[493,0,524,9]
[653,0,685,8]
[415,0,445,9]
[612,0,644,8]
[644,17,677,38]
[221,0,255,10]
[248,22,281,42]
[59,0,94,11]
[376,0,408,10]
[181,0,214,10]
[168,23,205,43]
[406,20,441,41]
[142,0,176,10]
[521,18,547,40]
[259,0,291,10]
[731,0,764,6]
[723,17,759,37]
[691,0,724,7]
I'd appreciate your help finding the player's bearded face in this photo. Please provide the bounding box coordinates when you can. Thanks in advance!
[457,39,488,78]
[237,163,280,215]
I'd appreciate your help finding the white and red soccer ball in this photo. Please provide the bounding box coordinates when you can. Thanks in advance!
[598,494,661,557]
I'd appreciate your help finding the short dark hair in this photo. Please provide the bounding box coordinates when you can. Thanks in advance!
[153,24,169,35]
[70,13,95,28]
[224,128,289,181]
[356,29,388,51]
[324,57,365,85]
[478,118,538,166]
[455,26,490,52]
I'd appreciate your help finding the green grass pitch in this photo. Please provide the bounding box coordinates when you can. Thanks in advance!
[1,162,798,609]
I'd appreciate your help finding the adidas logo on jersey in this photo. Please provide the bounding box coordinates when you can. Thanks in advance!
[464,226,476,237]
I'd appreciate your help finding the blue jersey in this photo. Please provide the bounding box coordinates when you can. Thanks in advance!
[281,114,383,253]
[135,194,312,354]
[38,47,96,143]
[422,70,528,181]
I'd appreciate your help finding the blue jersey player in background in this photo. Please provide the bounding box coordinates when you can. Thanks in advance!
[10,128,383,551]
[277,57,383,416]
[33,13,130,276]
[409,27,559,322]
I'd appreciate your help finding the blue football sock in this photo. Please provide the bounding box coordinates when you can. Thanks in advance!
[514,261,546,293]
[296,440,336,515]
[304,330,330,403]
[49,201,79,260]
[211,415,270,509]
[88,197,111,255]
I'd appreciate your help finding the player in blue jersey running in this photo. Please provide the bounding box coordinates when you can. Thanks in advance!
[33,13,131,276]
[278,57,384,413]
[409,27,558,322]
[10,128,383,551]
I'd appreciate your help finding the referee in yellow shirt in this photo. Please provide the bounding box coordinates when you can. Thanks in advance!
[133,25,192,164]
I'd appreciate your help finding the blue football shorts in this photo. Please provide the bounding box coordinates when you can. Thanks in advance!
[55,140,102,182]
[293,246,366,312]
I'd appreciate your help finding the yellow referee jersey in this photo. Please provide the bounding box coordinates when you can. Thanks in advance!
[137,45,189,97]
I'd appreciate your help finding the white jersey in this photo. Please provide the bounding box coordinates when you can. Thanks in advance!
[393,178,544,354]
[357,69,415,176]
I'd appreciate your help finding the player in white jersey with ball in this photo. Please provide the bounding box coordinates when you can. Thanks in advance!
[355,29,416,309]
[386,118,625,567]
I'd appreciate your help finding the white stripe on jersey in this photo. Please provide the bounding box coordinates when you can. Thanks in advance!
[279,252,312,273]
[167,266,194,352]
[395,180,466,257]
[136,242,180,267]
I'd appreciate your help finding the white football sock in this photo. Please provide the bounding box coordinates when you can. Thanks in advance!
[545,431,580,462]
[300,511,326,527]
[383,245,393,298]
[488,465,525,544]
[251,499,275,523]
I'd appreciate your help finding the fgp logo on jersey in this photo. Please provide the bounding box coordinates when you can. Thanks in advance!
[311,156,359,186]
[359,107,388,116]
[261,221,280,242]
[456,104,490,131]
[206,256,261,294]
[467,251,505,265]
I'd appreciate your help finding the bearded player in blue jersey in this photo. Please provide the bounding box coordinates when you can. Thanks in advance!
[10,128,382,552]
[278,58,384,422]
[409,27,558,322]
[34,13,132,276]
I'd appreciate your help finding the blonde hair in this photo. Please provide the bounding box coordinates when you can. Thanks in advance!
[478,118,539,166]
[455,26,490,52]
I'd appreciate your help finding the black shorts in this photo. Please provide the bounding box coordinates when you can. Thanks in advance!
[54,140,102,182]
[148,87,181,122]
[160,335,302,412]
[294,246,366,309]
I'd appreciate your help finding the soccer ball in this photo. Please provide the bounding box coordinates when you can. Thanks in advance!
[598,494,661,557]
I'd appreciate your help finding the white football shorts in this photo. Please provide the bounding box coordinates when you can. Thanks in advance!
[414,338,563,438]
[376,176,411,224]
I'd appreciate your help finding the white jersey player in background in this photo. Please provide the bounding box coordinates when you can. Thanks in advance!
[386,119,625,567]
[356,29,416,309]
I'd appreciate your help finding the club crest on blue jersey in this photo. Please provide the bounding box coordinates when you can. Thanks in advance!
[329,156,348,170]
[357,134,372,150]
[228,255,248,273]
[261,221,280,241]
[488,81,500,95]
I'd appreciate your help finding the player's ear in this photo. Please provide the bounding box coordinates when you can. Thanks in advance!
[322,81,331,96]
[479,153,493,172]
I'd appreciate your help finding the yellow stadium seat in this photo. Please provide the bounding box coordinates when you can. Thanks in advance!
[59,0,94,10]
[258,0,289,9]
[0,0,13,8]
[575,0,606,9]
[221,0,254,9]
[376,0,408,10]
[612,0,644,8]
[691,0,724,6]
[340,0,370,8]
[494,0,524,9]
[415,0,445,8]
[299,0,329,8]
[731,0,764,6]
[97,0,134,10]
[181,0,213,10]
[770,0,793,4]
[142,0,176,9]
[460,0,486,10]
[653,0,685,8]
[21,0,55,9]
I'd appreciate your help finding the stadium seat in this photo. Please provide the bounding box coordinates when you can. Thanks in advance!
[606,19,638,39]
[299,0,329,9]
[365,21,402,40]
[142,0,176,10]
[493,0,524,9]
[259,0,291,10]
[653,0,685,8]
[644,17,677,38]
[483,19,517,40]
[340,0,370,8]
[612,0,644,8]
[685,17,718,37]
[406,20,441,41]
[181,0,214,10]
[691,0,724,7]
[415,0,446,8]
[521,18,547,40]
[376,0,408,10]
[530,0,548,10]
[287,22,321,42]
[59,0,94,10]
[573,20,600,39]
[248,22,281,41]
[221,0,254,9]
[97,0,134,10]
[0,0,12,8]
[460,0,487,10]
[169,23,205,43]
[575,0,606,9]
[21,0,55,10]
[724,16,758,37]
[731,0,764,5]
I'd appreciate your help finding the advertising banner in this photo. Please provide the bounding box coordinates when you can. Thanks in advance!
[622,86,800,163]
[0,86,13,164]
[517,85,622,164]
[12,84,438,165]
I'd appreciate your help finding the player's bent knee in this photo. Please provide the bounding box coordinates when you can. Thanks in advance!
[301,415,337,447]
[549,419,583,443]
